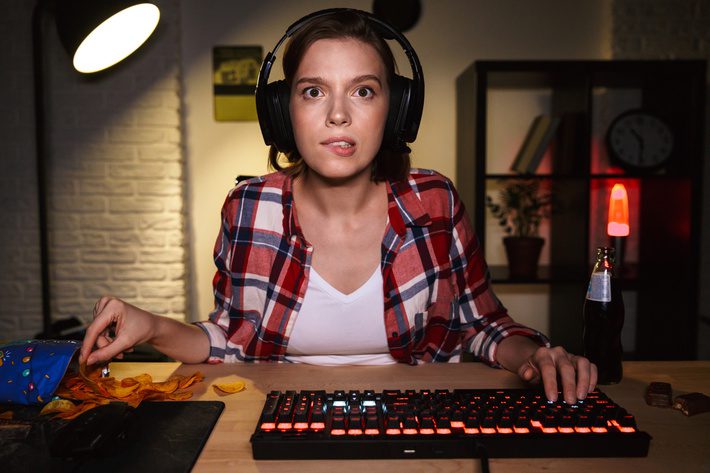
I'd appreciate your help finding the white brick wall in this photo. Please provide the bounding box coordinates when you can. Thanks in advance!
[612,0,710,358]
[612,0,709,58]
[0,0,185,341]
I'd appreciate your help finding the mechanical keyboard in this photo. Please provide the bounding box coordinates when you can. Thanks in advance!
[250,388,651,459]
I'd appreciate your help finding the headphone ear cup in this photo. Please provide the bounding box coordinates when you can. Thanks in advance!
[385,74,414,150]
[264,80,295,153]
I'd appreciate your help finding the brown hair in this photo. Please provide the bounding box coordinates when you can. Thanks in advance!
[267,10,411,182]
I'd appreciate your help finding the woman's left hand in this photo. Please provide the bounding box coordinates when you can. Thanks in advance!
[518,346,597,404]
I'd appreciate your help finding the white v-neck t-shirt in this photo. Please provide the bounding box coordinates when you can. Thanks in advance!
[285,266,397,366]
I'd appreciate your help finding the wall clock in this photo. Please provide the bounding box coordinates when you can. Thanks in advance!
[606,109,673,172]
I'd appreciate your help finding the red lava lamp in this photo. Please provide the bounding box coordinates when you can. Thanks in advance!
[607,183,629,268]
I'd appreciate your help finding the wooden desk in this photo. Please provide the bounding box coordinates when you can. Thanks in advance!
[110,361,710,473]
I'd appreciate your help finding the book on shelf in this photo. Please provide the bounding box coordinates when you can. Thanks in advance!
[510,114,561,174]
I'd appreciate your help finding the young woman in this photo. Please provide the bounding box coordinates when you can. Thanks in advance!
[80,9,596,404]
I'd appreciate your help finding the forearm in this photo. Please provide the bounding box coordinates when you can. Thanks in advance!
[495,335,540,374]
[149,315,211,364]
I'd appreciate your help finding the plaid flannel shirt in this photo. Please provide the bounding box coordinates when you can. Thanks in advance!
[196,169,549,364]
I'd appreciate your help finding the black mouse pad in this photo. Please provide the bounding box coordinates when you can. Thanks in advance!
[1,400,224,473]
[77,400,224,472]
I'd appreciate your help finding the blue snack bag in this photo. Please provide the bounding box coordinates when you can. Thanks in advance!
[0,339,80,405]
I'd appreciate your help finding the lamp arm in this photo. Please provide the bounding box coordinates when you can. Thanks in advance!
[32,0,54,337]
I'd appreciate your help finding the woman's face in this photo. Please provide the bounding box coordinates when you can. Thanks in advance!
[290,38,389,183]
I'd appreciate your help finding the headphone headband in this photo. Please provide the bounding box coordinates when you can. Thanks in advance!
[255,8,425,153]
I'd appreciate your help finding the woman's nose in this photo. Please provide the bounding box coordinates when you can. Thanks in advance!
[326,95,351,127]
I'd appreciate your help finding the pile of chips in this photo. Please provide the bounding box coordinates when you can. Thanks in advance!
[40,364,204,420]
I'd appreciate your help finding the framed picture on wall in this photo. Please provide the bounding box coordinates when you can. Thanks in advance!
[213,46,262,121]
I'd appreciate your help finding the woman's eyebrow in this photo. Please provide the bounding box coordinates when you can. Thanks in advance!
[294,76,326,87]
[293,74,383,87]
[351,74,383,87]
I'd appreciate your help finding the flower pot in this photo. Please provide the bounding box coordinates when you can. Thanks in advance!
[503,236,545,279]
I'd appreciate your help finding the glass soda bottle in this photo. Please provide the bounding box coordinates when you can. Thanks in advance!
[583,247,624,384]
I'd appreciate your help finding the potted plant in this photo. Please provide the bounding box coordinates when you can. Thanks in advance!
[485,179,551,279]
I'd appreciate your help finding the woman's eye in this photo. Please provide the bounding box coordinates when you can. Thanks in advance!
[355,87,374,98]
[303,87,322,98]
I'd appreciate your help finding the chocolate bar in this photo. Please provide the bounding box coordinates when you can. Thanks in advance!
[672,392,710,417]
[645,381,672,407]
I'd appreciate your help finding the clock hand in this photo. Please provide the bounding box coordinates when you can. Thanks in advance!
[630,128,645,164]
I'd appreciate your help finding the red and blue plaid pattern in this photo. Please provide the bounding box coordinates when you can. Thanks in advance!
[196,169,548,364]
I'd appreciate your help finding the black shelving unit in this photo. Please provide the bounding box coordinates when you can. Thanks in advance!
[456,60,705,359]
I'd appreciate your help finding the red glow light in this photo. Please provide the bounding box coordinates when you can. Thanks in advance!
[607,183,630,237]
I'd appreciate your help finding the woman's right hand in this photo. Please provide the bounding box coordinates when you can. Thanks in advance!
[79,296,158,366]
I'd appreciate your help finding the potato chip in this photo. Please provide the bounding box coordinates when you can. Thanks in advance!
[39,399,75,416]
[175,372,204,389]
[50,367,205,418]
[55,400,108,420]
[213,381,246,394]
[121,373,153,387]
[166,391,194,401]
[138,377,180,394]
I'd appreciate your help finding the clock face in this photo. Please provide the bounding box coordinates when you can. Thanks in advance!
[607,111,673,170]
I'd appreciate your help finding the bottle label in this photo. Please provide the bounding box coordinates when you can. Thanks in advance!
[586,273,611,302]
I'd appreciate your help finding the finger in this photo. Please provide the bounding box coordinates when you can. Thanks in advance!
[521,365,535,382]
[589,362,598,393]
[95,334,112,349]
[556,355,578,404]
[86,335,134,366]
[573,356,592,400]
[92,296,112,319]
[534,354,559,402]
[80,311,116,364]
[519,364,537,383]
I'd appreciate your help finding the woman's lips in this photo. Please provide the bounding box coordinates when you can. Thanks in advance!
[321,138,356,157]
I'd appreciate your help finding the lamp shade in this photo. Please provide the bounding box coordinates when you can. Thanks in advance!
[54,0,160,73]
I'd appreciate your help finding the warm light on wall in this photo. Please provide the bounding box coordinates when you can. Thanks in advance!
[33,0,161,336]
[607,183,630,237]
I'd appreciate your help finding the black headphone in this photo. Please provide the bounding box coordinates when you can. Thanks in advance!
[255,8,425,154]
